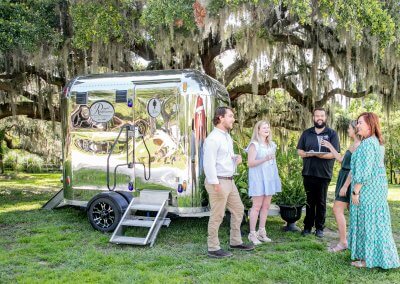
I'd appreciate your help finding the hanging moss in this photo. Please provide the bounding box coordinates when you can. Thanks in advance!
[1,0,400,133]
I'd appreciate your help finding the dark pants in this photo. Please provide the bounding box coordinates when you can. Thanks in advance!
[303,176,331,231]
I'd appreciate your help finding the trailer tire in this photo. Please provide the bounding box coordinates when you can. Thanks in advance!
[87,193,128,232]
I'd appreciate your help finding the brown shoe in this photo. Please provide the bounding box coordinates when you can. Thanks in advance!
[207,249,233,258]
[230,243,255,251]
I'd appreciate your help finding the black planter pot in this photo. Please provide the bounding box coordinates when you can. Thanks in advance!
[278,204,304,232]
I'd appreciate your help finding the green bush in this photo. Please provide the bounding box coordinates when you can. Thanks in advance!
[4,150,44,173]
[233,135,252,209]
[4,151,18,171]
[234,161,252,209]
[273,140,306,206]
[24,156,43,173]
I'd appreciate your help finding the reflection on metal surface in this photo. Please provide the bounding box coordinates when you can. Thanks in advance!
[61,70,230,214]
[71,105,93,128]
[153,129,178,164]
[73,139,125,154]
[133,83,182,194]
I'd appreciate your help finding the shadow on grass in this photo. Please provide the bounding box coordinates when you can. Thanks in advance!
[1,179,400,283]
[0,188,60,208]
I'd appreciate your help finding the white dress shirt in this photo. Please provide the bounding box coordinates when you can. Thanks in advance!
[203,127,235,184]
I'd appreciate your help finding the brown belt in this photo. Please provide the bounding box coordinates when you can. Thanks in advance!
[217,176,233,180]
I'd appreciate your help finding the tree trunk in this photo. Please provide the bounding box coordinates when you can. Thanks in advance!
[0,130,4,174]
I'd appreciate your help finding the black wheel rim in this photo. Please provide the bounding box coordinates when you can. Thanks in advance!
[92,201,115,228]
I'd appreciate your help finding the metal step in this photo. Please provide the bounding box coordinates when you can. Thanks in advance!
[112,236,147,245]
[121,219,154,227]
[110,192,171,246]
[130,203,162,211]
[121,218,171,227]
[42,189,64,210]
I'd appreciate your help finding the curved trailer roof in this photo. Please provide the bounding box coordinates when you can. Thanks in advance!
[66,69,230,103]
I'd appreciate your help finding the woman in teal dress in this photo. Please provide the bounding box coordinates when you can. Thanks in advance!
[349,112,399,269]
[322,121,361,252]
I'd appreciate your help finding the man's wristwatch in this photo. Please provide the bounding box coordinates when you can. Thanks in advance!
[352,190,359,196]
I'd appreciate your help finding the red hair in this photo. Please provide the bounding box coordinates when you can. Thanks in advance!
[357,112,384,145]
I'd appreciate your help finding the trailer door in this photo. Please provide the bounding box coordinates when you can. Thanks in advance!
[132,79,185,195]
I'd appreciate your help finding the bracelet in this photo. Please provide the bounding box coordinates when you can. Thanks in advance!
[352,190,359,196]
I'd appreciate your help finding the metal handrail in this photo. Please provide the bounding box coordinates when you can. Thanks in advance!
[106,124,131,191]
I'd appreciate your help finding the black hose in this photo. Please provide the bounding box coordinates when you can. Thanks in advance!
[141,134,151,181]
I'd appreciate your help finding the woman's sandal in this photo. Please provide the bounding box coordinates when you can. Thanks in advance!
[328,243,348,252]
[351,260,366,268]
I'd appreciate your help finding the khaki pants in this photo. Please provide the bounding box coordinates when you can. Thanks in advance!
[205,179,245,251]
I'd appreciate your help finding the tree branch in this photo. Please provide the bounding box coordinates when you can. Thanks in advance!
[0,81,58,113]
[269,33,310,48]
[316,86,375,107]
[238,109,302,131]
[3,134,53,158]
[0,102,60,121]
[130,41,156,62]
[0,65,65,87]
[229,77,306,107]
[200,34,223,78]
[224,57,249,85]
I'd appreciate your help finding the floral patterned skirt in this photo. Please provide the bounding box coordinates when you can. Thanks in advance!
[349,200,400,269]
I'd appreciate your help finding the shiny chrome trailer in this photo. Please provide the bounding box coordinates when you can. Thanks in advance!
[44,70,230,244]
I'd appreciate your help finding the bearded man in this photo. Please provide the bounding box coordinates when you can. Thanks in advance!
[297,108,340,238]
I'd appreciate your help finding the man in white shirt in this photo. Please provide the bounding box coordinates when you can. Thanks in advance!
[203,106,254,258]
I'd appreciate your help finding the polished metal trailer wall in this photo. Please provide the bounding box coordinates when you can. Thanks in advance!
[61,70,230,214]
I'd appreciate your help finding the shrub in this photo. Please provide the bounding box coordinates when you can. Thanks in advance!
[273,140,306,206]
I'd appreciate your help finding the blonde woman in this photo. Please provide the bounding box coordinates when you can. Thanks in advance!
[321,120,361,252]
[246,121,282,245]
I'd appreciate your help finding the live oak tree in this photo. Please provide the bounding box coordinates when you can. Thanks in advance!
[1,0,400,163]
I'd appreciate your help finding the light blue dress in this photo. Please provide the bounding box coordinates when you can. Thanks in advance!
[349,136,400,269]
[247,141,282,197]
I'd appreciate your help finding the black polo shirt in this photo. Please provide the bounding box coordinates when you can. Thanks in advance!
[296,126,340,180]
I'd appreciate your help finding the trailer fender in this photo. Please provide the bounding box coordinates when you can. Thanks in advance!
[115,191,133,204]
[87,192,128,213]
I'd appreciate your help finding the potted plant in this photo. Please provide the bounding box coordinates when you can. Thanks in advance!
[273,145,306,232]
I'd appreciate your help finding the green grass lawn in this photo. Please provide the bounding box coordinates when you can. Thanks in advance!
[1,173,399,283]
